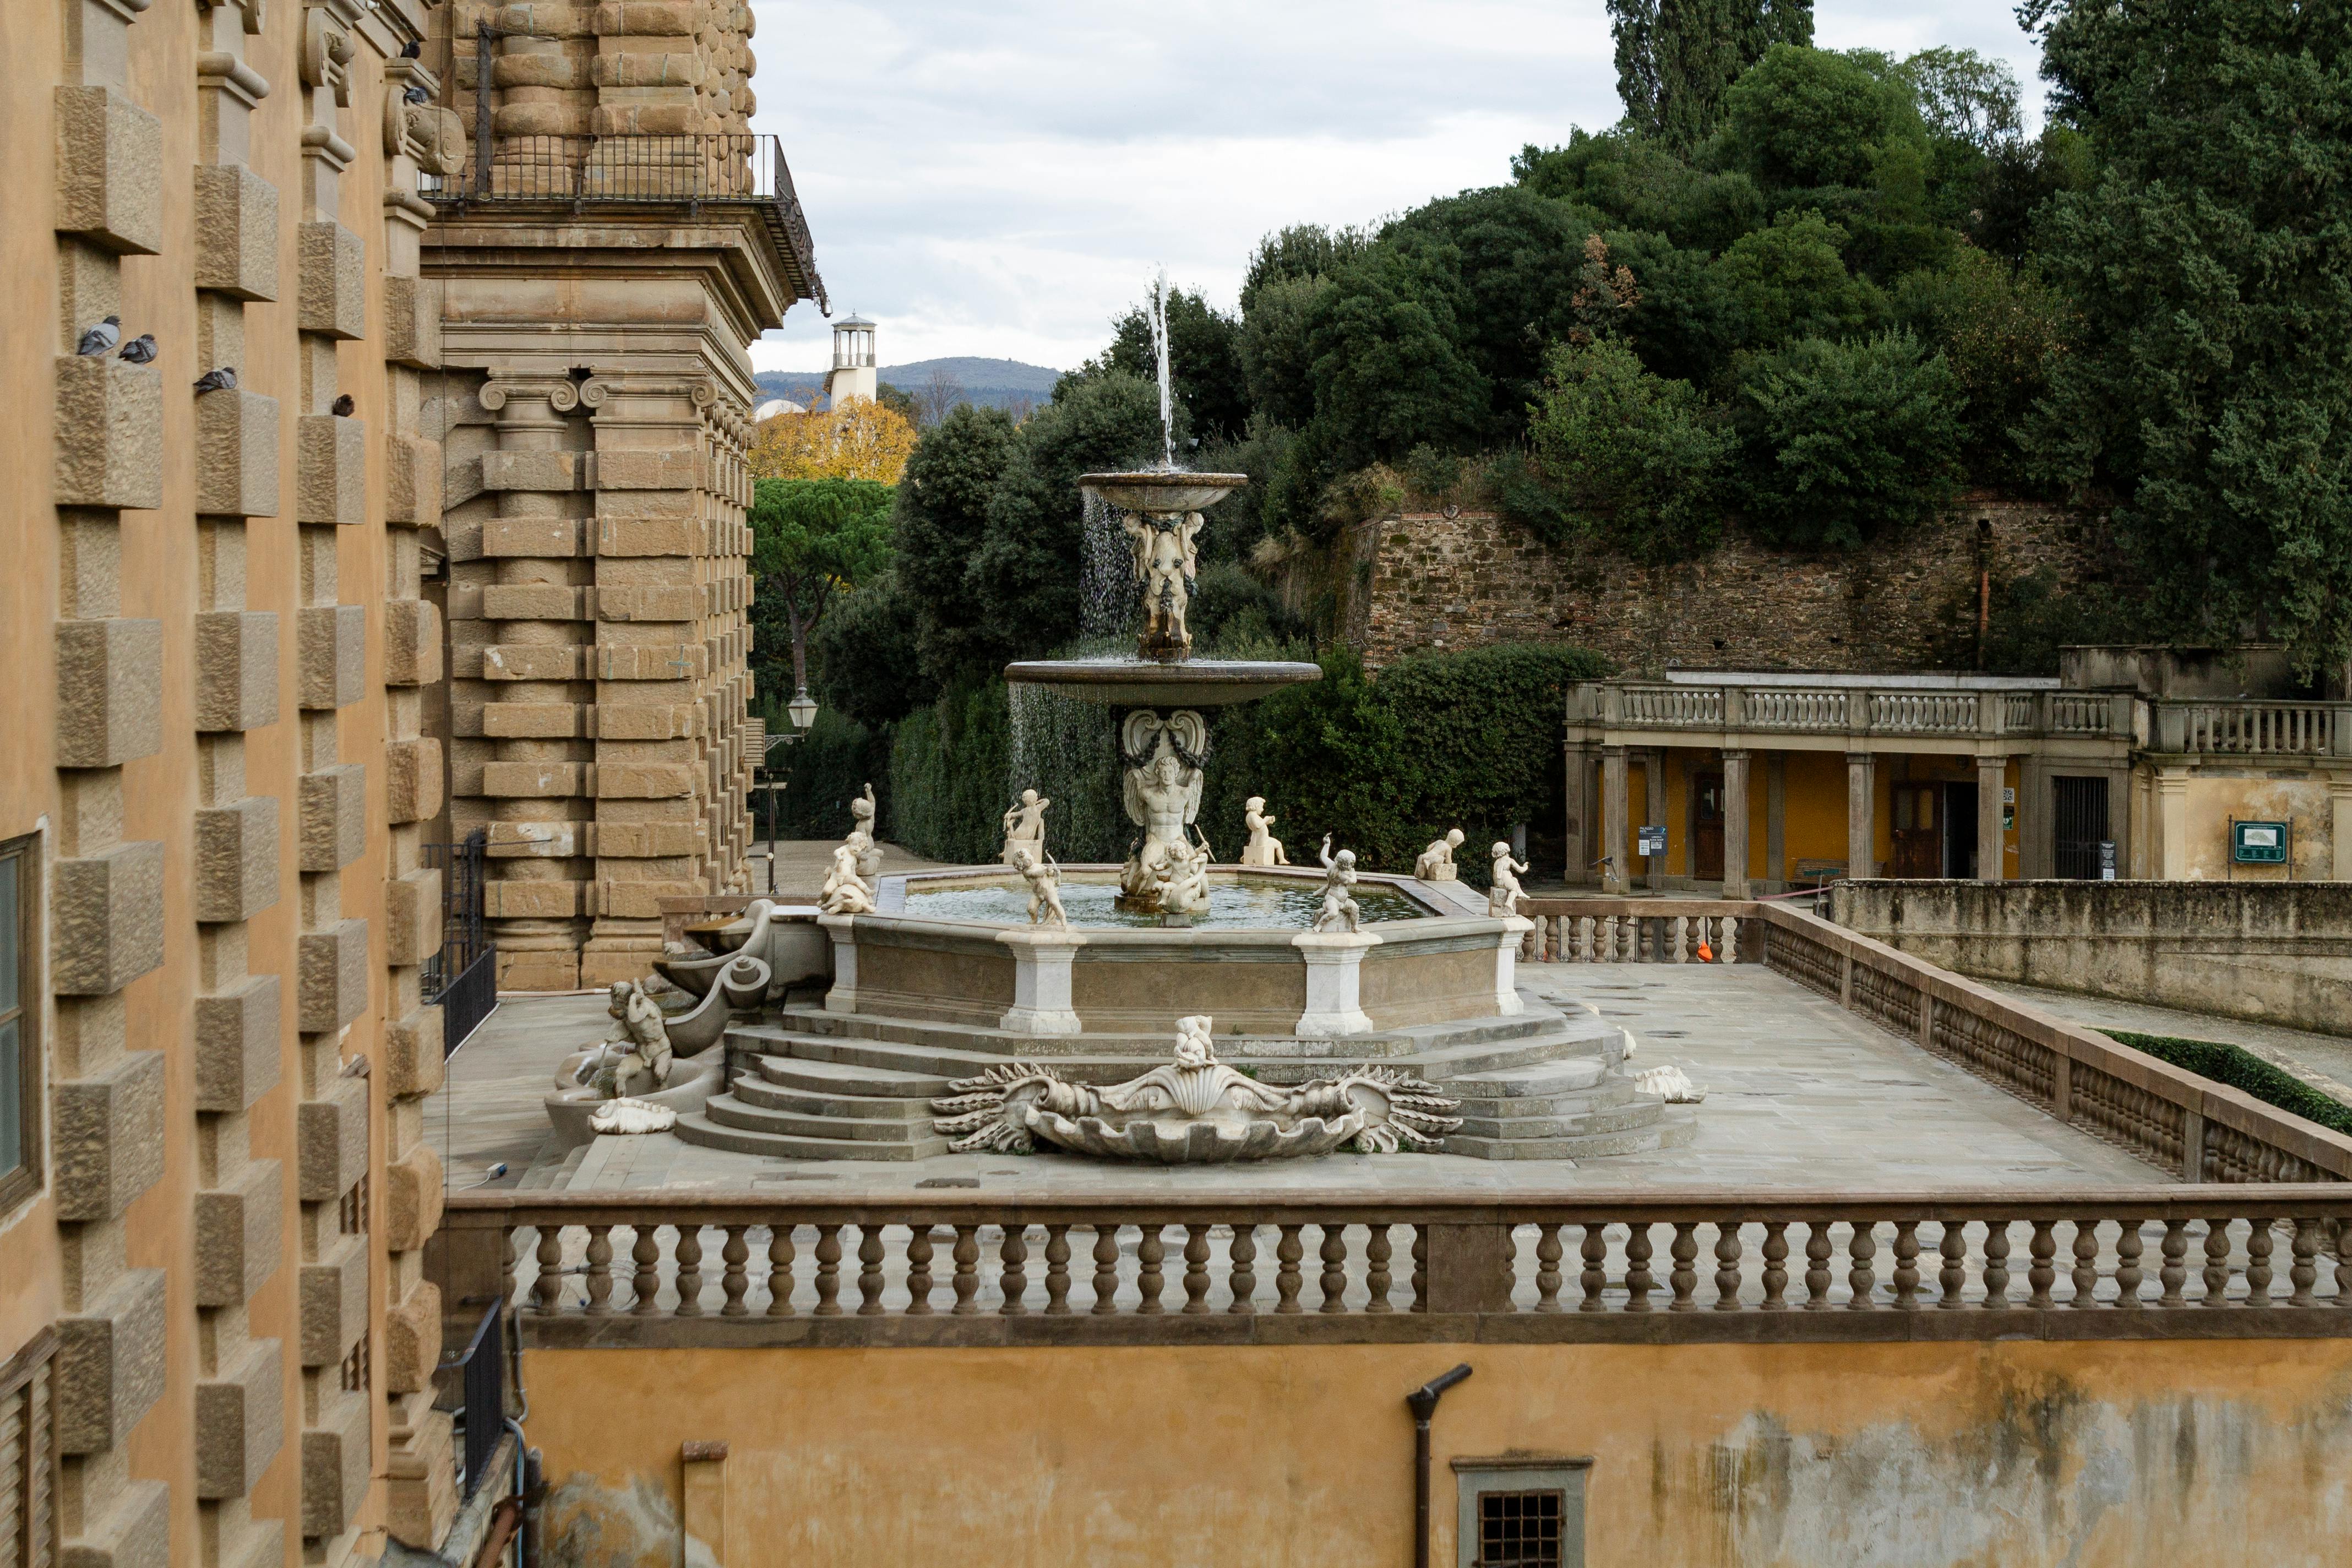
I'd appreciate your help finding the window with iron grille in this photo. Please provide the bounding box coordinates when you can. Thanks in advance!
[2052,776,2111,880]
[339,1175,368,1237]
[0,832,41,1217]
[341,1330,370,1396]
[1453,1458,1588,1568]
[1,1330,57,1568]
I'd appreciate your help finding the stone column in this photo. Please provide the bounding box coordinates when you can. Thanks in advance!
[2106,769,2132,880]
[1721,749,1750,898]
[1977,756,2008,881]
[2156,768,2191,878]
[1645,747,1669,890]
[1561,744,1592,886]
[1600,747,1629,894]
[1846,752,1875,879]
[1765,750,1788,892]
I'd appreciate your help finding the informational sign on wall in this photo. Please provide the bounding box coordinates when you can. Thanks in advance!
[1636,825,1667,859]
[2232,820,2289,865]
[2098,841,2117,880]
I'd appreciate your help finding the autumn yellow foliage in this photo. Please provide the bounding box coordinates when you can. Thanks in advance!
[749,397,919,483]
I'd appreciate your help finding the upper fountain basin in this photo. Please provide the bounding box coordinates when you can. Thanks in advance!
[1003,657,1321,707]
[1081,470,1250,514]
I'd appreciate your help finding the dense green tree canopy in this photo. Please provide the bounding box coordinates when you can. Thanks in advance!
[748,477,892,713]
[1527,339,1734,558]
[1738,331,1963,549]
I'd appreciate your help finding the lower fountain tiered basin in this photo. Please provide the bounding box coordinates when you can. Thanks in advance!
[819,865,1524,1038]
[1003,657,1320,706]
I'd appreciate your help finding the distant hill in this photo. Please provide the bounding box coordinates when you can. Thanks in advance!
[755,356,1064,416]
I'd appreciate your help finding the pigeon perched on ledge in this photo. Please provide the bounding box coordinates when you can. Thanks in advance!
[331,393,356,416]
[193,367,237,395]
[75,315,120,356]
[403,84,431,104]
[116,334,156,364]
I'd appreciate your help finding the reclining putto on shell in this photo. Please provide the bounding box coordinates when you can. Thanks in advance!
[931,1014,1462,1162]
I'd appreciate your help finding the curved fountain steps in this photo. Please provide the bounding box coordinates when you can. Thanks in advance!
[670,995,1687,1162]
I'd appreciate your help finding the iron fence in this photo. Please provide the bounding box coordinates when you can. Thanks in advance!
[423,830,497,1054]
[443,1297,508,1499]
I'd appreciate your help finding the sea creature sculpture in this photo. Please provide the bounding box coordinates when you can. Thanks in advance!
[568,980,674,1099]
[1240,796,1288,866]
[1010,846,1069,930]
[1001,787,1050,865]
[1488,842,1529,918]
[931,1014,1461,1162]
[1314,833,1360,934]
[1415,828,1466,881]
[1118,710,1208,908]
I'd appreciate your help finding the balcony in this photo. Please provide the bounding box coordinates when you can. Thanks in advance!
[424,133,825,310]
[1570,676,2138,752]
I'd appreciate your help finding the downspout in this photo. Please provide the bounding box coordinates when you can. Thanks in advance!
[1407,1364,1473,1568]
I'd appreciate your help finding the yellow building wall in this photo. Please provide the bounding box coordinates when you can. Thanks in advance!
[523,1340,2352,1568]
[2168,774,2337,881]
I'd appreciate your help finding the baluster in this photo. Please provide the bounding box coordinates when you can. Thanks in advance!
[532,1226,565,1315]
[2158,1219,2188,1306]
[2070,1219,2100,1308]
[2245,1219,2274,1307]
[1580,1225,1609,1312]
[1847,1223,1877,1310]
[1319,1225,1350,1313]
[1983,1222,2011,1308]
[2114,1219,2143,1308]
[1182,1226,1213,1315]
[951,1225,980,1315]
[905,1226,934,1316]
[1136,1225,1166,1314]
[2202,1218,2233,1306]
[674,1227,705,1319]
[2335,1219,2352,1305]
[2289,1220,2318,1308]
[1713,1223,1744,1311]
[766,1226,797,1316]
[584,1226,613,1315]
[1720,918,1738,965]
[1625,1223,1655,1313]
[1229,1226,1259,1315]
[1092,1224,1121,1315]
[1533,1226,1562,1312]
[1576,916,1593,961]
[999,1224,1030,1316]
[1892,1222,1920,1310]
[1275,1225,1305,1314]
[2026,1220,2055,1309]
[1366,1226,1395,1314]
[1670,915,1688,963]
[632,1226,663,1315]
[1803,1223,1833,1310]
[1667,1223,1698,1311]
[1760,1222,1789,1311]
[721,1226,752,1317]
[1412,1227,1428,1311]
[1044,1225,1072,1315]
[1936,1221,1967,1309]
[808,1226,840,1316]
[858,1226,887,1316]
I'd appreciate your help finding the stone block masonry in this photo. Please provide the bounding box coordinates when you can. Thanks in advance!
[1347,500,2101,673]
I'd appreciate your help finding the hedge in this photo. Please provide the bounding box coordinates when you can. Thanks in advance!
[2100,1030,2352,1138]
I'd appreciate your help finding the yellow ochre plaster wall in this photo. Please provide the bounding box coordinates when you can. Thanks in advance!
[522,1340,2352,1567]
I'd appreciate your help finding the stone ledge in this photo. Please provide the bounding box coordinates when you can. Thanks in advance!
[386,865,444,967]
[297,219,367,340]
[195,974,282,1113]
[481,516,585,557]
[481,760,582,799]
[297,917,369,1033]
[384,1277,443,1397]
[384,598,443,686]
[55,1267,167,1456]
[195,1336,284,1501]
[192,161,279,301]
[53,1049,165,1222]
[54,354,164,509]
[479,450,586,492]
[55,84,162,255]
[63,1475,169,1568]
[53,839,165,995]
[195,609,280,731]
[384,274,441,368]
[194,388,280,516]
[298,1071,371,1204]
[483,878,580,919]
[194,794,280,922]
[300,1233,371,1371]
[387,432,440,525]
[298,764,367,873]
[383,1005,445,1099]
[480,644,584,682]
[382,1141,444,1254]
[301,1384,373,1540]
[386,736,444,825]
[194,1159,284,1309]
[56,617,162,769]
[297,413,366,526]
[298,603,366,709]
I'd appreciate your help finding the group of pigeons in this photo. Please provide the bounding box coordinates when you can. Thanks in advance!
[77,316,357,413]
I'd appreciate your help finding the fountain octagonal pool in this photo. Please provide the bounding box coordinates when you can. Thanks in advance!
[816,864,1529,1039]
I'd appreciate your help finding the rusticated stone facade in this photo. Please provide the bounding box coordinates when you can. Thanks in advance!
[1343,500,2101,673]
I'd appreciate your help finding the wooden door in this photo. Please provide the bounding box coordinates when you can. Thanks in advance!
[1890,784,1940,878]
[1692,772,1725,883]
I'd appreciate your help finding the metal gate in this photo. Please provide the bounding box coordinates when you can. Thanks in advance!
[2052,776,2110,880]
[423,829,497,1054]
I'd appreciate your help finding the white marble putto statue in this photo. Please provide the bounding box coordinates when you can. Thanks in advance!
[1118,709,1208,910]
[931,1014,1462,1162]
[589,1096,679,1135]
[569,980,673,1099]
[1009,846,1069,930]
[1488,842,1529,918]
[1156,836,1212,917]
[1240,796,1288,866]
[846,782,883,881]
[1415,829,1466,881]
[1000,788,1050,865]
[1121,508,1205,661]
[1314,834,1361,934]
[820,840,875,915]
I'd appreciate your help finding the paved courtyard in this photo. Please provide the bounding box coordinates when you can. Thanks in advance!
[427,960,2163,1199]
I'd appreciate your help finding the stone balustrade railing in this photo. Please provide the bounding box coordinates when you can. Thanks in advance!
[2150,699,2350,757]
[1520,899,2352,1185]
[437,1188,2352,1347]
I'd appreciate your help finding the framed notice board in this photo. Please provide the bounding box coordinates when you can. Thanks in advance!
[2231,819,2289,865]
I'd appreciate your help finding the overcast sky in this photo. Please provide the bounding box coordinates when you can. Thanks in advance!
[745,2,2046,377]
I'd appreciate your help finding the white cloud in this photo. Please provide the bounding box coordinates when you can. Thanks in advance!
[748,1,2045,375]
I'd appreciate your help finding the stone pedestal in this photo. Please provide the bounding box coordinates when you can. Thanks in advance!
[1293,931,1379,1037]
[997,928,1085,1036]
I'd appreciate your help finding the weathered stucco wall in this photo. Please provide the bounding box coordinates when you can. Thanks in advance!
[1828,880,2352,1037]
[1346,500,2096,673]
[521,1341,2352,1567]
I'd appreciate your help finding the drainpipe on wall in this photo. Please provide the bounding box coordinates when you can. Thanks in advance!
[1407,1364,1473,1568]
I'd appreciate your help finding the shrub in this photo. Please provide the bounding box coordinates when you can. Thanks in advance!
[1526,338,1735,559]
[2101,1031,2352,1138]
[1738,330,1963,549]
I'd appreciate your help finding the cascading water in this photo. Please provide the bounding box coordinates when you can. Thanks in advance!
[1147,269,1175,469]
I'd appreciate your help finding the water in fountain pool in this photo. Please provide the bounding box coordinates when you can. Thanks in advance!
[902,876,1430,930]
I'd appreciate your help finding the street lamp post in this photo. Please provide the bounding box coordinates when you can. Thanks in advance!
[756,685,820,896]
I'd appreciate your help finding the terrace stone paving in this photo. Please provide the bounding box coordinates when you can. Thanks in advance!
[427,964,2163,1197]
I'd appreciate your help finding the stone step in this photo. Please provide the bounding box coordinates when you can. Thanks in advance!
[672,1109,951,1162]
[1442,1106,1699,1161]
[754,1054,956,1098]
[731,1073,933,1121]
[1451,1096,1667,1141]
[755,1001,1577,1060]
[1447,1057,1611,1097]
[702,1093,933,1144]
